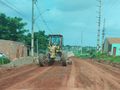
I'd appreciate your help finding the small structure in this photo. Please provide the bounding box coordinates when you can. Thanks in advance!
[0,39,28,60]
[104,38,120,56]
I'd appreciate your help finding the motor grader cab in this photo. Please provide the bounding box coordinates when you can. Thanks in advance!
[48,34,62,59]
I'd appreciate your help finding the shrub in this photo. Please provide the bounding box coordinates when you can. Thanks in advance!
[0,57,11,64]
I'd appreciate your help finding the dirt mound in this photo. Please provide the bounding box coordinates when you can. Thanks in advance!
[67,51,74,58]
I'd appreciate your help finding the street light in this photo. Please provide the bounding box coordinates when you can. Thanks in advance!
[31,0,50,57]
[35,9,50,21]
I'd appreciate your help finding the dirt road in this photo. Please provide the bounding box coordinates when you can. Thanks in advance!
[0,57,120,90]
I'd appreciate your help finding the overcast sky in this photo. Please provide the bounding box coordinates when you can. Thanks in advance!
[0,0,120,46]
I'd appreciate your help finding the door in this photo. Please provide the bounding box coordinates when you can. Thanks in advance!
[16,48,19,58]
[113,47,116,56]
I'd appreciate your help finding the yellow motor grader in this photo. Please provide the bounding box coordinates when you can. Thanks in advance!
[39,34,67,66]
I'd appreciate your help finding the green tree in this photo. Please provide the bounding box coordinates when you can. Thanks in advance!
[25,31,48,53]
[0,13,28,42]
[34,31,48,51]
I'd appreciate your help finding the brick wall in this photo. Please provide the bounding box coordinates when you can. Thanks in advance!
[0,40,28,60]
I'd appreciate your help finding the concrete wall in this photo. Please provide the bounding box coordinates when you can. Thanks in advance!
[104,39,113,55]
[0,40,27,60]
[104,39,109,53]
[1,56,34,68]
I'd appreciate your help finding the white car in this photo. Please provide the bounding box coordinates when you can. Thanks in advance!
[0,53,6,58]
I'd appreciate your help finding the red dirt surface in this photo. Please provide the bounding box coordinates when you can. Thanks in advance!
[0,57,120,90]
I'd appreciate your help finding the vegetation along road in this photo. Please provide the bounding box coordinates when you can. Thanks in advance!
[0,57,120,90]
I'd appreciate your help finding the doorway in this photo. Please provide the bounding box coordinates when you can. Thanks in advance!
[113,47,116,56]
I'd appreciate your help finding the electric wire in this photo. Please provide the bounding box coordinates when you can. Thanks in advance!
[35,3,53,34]
[0,0,31,22]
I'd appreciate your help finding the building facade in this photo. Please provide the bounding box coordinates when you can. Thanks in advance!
[104,38,120,56]
[0,40,28,60]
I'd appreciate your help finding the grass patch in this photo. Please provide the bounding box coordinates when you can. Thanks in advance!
[0,57,11,64]
[74,52,90,59]
[103,56,120,63]
[74,51,120,63]
[94,52,120,63]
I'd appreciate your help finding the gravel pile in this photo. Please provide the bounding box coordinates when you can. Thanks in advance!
[67,51,74,58]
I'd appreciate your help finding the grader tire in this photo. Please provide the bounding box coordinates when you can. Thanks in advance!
[61,53,67,66]
[48,58,55,66]
[62,61,67,66]
[39,59,44,67]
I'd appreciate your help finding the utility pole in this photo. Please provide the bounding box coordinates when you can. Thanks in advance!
[81,31,83,55]
[102,18,105,53]
[97,0,102,52]
[36,39,39,58]
[31,0,35,56]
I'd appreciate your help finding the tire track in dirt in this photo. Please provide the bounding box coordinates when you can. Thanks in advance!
[90,61,120,79]
[82,60,120,89]
[0,67,40,90]
[6,67,52,90]
[67,60,76,88]
[29,66,71,90]
[73,57,120,90]
[60,57,120,90]
[92,63,120,90]
[0,65,38,81]
[0,57,120,90]
[60,59,81,90]
[0,66,50,90]
[74,58,94,90]
[0,64,36,78]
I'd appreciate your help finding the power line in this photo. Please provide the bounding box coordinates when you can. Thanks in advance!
[4,0,25,14]
[0,0,30,22]
[35,3,53,34]
[5,0,41,30]
[35,3,53,33]
[0,0,24,17]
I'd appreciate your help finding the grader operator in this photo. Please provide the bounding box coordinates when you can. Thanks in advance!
[39,34,67,66]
